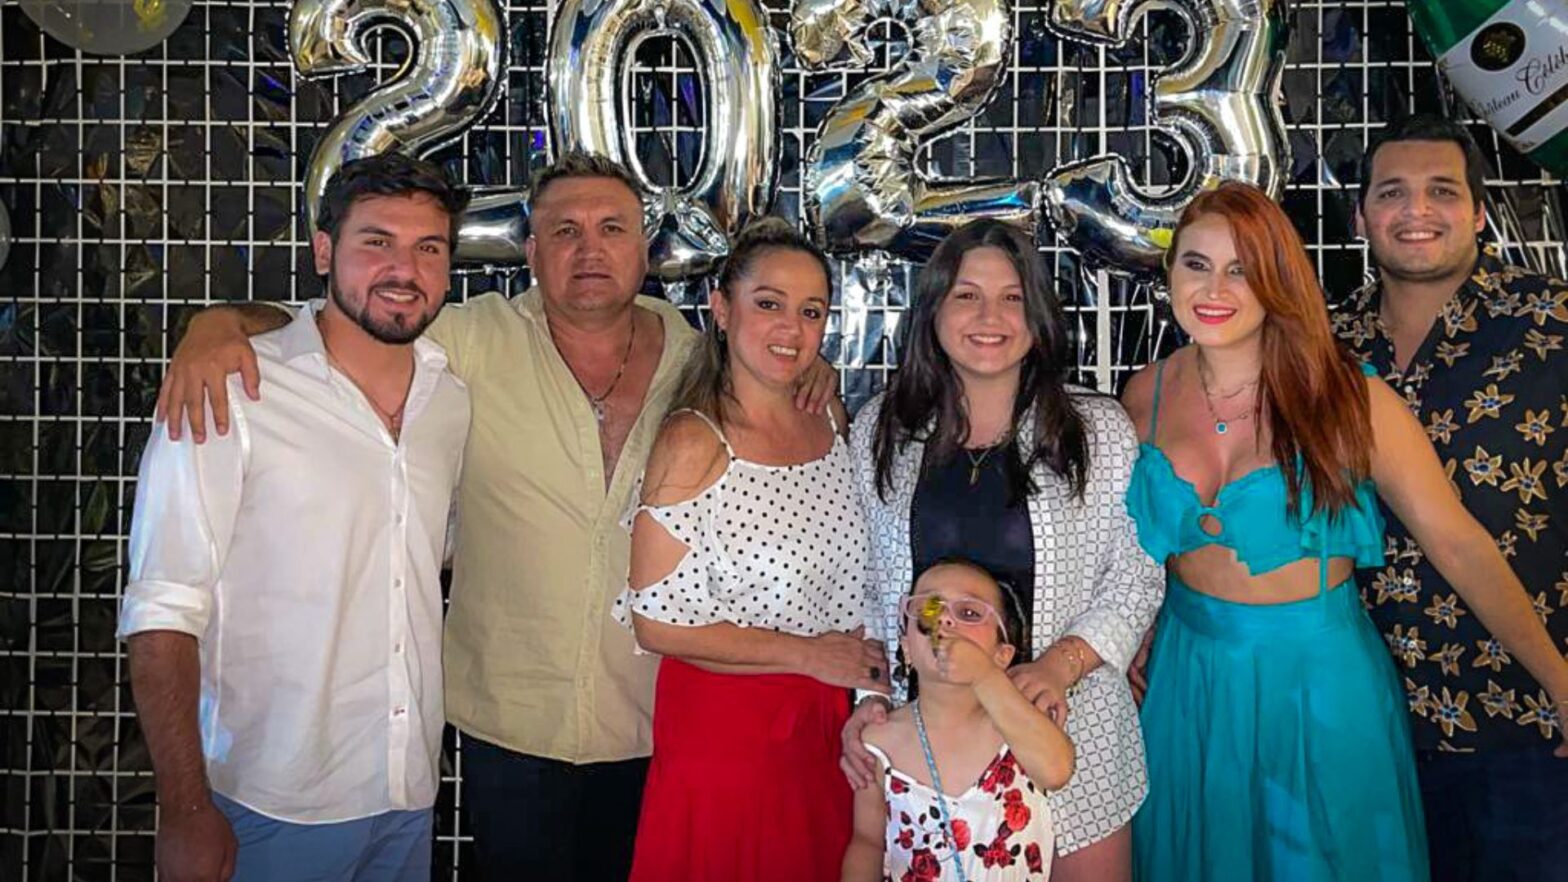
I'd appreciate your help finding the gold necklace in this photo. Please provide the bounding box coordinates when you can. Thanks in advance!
[1196,353,1258,436]
[962,429,1012,486]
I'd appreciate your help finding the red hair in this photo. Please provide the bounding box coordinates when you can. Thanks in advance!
[1173,183,1373,516]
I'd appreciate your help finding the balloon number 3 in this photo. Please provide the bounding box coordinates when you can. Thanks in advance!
[285,0,1292,277]
[547,0,781,280]
[1044,0,1292,276]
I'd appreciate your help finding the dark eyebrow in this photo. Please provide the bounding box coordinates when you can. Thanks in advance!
[951,277,1023,290]
[1374,173,1461,186]
[350,224,449,246]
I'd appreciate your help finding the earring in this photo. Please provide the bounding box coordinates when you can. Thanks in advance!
[891,646,909,685]
[716,327,727,343]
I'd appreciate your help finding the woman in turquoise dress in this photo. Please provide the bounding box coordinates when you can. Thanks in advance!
[1121,183,1568,881]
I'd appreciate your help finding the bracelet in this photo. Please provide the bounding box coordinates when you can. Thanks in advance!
[1053,640,1087,696]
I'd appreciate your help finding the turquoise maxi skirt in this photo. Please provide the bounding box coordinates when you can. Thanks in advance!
[1132,577,1430,882]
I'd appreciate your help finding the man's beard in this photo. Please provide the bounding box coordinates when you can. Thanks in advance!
[328,276,436,344]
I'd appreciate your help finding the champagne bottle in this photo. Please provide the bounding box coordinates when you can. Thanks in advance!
[1409,0,1568,174]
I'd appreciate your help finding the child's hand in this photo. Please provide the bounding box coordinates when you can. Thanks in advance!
[935,633,1004,686]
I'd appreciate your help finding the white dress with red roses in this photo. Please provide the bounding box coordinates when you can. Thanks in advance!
[865,742,1054,881]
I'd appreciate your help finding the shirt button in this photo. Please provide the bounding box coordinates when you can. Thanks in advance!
[394,513,404,525]
[394,579,403,589]
[392,706,406,718]
[394,643,404,654]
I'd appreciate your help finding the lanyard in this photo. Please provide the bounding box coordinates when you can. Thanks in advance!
[912,701,969,882]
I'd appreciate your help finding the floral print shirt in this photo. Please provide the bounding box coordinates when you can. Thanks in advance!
[865,742,1054,881]
[1333,248,1568,752]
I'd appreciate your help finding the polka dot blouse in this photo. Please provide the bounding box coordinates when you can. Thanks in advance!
[613,409,870,644]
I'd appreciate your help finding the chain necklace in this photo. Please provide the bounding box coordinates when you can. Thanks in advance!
[962,427,1012,486]
[319,317,407,439]
[912,701,970,882]
[964,444,999,486]
[1195,353,1258,436]
[558,317,636,423]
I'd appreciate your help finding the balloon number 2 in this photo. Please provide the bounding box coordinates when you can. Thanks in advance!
[287,0,1291,277]
[790,0,1041,263]
[290,0,510,262]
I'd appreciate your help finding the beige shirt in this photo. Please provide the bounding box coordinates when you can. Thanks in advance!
[426,287,698,763]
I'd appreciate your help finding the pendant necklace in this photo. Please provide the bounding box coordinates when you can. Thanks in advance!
[963,429,1011,486]
[964,445,996,486]
[561,318,636,423]
[320,316,407,439]
[1196,353,1258,436]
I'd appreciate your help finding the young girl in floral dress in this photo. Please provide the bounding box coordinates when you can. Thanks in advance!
[843,559,1075,882]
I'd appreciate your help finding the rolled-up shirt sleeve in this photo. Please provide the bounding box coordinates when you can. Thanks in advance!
[118,396,248,641]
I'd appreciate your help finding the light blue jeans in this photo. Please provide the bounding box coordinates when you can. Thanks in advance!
[214,793,433,882]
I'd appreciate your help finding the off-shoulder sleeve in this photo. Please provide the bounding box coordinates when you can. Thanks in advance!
[612,485,732,648]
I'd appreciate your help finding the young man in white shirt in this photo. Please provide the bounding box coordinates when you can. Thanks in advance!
[117,154,471,882]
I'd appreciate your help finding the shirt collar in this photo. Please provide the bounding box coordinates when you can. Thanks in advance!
[511,284,695,363]
[1354,245,1504,323]
[277,298,451,382]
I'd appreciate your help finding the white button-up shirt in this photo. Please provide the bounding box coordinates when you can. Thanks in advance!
[118,301,470,824]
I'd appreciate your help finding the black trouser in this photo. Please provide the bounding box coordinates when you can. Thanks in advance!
[460,734,649,882]
[1417,742,1568,882]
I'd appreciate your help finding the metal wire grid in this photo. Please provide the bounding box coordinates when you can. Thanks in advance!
[0,0,1563,878]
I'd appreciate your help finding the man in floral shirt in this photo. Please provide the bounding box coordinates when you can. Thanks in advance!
[1333,114,1568,881]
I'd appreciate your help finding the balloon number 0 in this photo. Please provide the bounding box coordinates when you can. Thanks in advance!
[547,0,781,281]
[288,0,1291,277]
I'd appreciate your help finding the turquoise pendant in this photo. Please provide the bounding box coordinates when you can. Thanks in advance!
[1215,421,1229,435]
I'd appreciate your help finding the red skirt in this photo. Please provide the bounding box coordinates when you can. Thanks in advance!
[628,657,853,882]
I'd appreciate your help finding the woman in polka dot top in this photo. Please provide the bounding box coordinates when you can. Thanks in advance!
[613,218,885,881]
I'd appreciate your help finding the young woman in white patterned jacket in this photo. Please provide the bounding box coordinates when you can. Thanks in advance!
[839,219,1165,882]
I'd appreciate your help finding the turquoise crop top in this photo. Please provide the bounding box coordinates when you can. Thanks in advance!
[1125,360,1385,576]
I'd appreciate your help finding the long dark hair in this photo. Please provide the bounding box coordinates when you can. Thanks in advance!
[872,219,1089,502]
[668,217,834,426]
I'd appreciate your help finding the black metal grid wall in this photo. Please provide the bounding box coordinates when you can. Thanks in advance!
[1,0,1563,878]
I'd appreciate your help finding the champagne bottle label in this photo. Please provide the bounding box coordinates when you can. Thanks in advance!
[1437,2,1568,154]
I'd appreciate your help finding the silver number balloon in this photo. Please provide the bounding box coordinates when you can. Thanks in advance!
[291,0,520,264]
[791,0,1039,261]
[1044,0,1292,275]
[548,0,781,281]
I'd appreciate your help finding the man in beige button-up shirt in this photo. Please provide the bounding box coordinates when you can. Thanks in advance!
[428,157,697,880]
[158,152,838,881]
